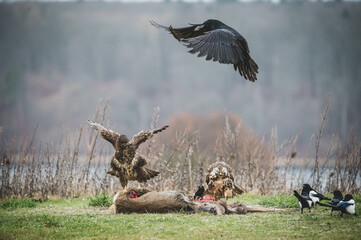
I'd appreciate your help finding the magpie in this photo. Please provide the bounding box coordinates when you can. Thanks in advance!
[293,190,313,213]
[302,183,330,206]
[328,190,343,215]
[150,19,259,82]
[318,194,357,217]
[301,184,310,198]
[193,186,205,200]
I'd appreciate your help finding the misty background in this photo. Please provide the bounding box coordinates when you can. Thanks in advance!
[0,1,360,154]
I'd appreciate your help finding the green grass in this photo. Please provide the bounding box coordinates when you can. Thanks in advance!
[0,197,38,210]
[0,194,360,240]
[87,193,112,207]
[257,194,299,208]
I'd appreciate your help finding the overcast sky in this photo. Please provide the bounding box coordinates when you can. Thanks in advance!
[1,0,360,3]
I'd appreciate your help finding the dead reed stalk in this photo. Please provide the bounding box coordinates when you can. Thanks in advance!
[312,95,330,186]
[0,99,360,198]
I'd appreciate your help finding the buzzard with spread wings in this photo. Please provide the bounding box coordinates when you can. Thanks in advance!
[87,120,168,192]
[205,161,244,200]
[151,19,258,82]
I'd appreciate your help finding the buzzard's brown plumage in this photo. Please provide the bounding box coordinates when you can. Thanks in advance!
[205,161,244,200]
[87,120,168,192]
[150,19,258,82]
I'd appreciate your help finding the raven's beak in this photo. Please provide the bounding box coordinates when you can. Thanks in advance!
[194,24,204,31]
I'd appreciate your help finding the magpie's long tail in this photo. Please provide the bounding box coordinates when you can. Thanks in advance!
[152,125,169,134]
[293,190,303,202]
[317,202,337,209]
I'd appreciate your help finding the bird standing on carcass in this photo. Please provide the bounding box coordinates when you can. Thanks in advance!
[193,186,205,200]
[204,161,244,200]
[87,120,168,192]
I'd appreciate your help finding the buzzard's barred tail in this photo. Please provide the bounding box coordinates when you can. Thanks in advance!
[107,169,120,177]
[234,184,245,195]
[145,168,160,180]
[150,20,170,32]
[153,125,169,134]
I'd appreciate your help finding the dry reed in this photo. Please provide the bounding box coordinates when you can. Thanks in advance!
[0,100,360,199]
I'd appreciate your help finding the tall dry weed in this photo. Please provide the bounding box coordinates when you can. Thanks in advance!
[0,100,360,198]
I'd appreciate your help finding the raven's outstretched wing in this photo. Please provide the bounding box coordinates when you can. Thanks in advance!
[182,29,258,82]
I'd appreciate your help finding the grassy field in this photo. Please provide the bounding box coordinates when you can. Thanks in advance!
[0,194,360,240]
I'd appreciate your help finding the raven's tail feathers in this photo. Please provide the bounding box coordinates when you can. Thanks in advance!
[150,20,170,32]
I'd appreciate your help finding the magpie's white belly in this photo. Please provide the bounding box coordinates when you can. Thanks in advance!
[309,191,319,203]
[346,201,356,214]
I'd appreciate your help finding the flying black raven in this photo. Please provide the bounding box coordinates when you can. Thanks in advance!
[151,19,258,82]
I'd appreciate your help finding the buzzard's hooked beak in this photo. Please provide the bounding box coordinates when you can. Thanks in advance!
[194,24,204,31]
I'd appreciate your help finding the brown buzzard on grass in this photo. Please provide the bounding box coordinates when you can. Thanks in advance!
[150,19,258,82]
[205,161,244,200]
[87,120,168,192]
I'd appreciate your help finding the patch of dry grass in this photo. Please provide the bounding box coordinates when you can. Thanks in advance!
[0,100,360,199]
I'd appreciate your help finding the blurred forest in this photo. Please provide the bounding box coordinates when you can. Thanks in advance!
[0,1,360,152]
